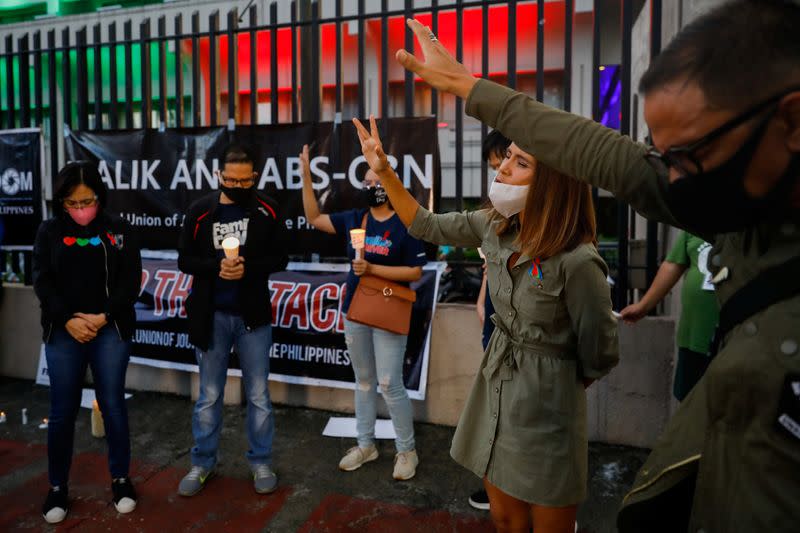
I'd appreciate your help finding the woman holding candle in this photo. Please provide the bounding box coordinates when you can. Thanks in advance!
[32,161,141,523]
[353,116,619,533]
[300,144,427,480]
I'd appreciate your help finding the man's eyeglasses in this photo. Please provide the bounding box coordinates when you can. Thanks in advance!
[63,196,98,209]
[217,171,256,188]
[643,86,798,176]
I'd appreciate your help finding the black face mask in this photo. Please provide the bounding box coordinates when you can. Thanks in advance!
[363,186,388,207]
[220,185,255,205]
[664,115,800,235]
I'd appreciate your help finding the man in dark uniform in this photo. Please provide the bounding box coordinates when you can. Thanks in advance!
[396,1,800,531]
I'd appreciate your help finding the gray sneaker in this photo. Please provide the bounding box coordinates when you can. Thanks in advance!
[252,464,278,494]
[178,466,213,496]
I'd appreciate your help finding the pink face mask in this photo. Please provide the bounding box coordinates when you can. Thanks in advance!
[66,205,99,226]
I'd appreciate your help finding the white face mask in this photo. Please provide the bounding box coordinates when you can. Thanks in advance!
[489,180,529,218]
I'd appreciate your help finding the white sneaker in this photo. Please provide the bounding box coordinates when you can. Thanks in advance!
[393,450,418,480]
[338,445,379,471]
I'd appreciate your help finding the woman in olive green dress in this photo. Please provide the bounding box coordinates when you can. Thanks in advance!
[353,116,619,533]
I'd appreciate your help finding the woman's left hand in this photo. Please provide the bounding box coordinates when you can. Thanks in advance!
[353,115,391,174]
[352,258,371,277]
[74,312,108,329]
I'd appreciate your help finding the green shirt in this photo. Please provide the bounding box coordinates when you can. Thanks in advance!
[409,207,619,505]
[665,231,720,354]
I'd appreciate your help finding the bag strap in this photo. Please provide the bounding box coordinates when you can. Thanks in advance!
[709,255,800,356]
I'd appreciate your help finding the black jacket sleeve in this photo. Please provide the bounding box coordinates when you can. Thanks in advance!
[178,207,219,276]
[32,220,71,326]
[106,223,142,318]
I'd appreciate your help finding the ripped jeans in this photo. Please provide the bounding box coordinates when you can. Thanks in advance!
[343,318,415,452]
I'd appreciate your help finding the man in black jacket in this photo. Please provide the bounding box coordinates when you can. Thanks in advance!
[177,144,287,497]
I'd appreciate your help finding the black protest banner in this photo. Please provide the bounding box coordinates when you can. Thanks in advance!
[65,119,438,259]
[134,255,443,399]
[0,128,43,246]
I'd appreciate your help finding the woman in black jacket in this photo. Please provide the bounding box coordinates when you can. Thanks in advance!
[33,162,141,524]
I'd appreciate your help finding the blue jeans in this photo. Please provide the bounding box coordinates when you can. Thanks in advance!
[191,312,274,469]
[45,326,131,487]
[343,318,415,452]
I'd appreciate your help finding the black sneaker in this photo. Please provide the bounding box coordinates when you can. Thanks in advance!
[468,489,490,510]
[42,486,69,524]
[112,477,138,514]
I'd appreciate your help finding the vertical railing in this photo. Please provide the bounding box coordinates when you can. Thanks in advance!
[0,0,661,297]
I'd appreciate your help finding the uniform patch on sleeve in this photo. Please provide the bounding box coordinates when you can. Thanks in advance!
[776,374,800,442]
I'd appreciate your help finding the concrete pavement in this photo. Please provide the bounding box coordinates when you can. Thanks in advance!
[0,377,648,532]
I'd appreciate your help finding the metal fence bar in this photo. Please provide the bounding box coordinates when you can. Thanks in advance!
[291,1,299,122]
[311,1,321,121]
[76,27,88,132]
[124,20,133,128]
[140,19,152,129]
[174,14,183,128]
[208,11,219,126]
[33,31,43,127]
[47,29,58,175]
[381,0,389,118]
[93,24,102,129]
[430,0,439,116]
[335,0,343,115]
[158,16,168,128]
[357,0,365,118]
[536,0,544,102]
[227,9,238,126]
[455,0,464,214]
[249,6,257,125]
[590,0,600,206]
[271,1,279,124]
[18,35,30,127]
[616,0,633,309]
[404,0,414,117]
[563,0,572,112]
[508,0,516,89]
[109,22,119,129]
[6,36,15,128]
[646,0,662,290]
[62,28,72,128]
[480,0,489,200]
[191,12,201,127]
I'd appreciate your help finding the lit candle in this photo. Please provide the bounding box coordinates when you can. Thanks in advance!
[39,418,49,429]
[0,411,6,423]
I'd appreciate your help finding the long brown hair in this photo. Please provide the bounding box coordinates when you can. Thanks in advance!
[491,161,597,259]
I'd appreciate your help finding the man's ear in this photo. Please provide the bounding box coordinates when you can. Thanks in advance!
[780,90,800,152]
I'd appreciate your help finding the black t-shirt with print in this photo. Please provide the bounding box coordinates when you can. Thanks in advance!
[212,203,249,312]
[329,208,427,314]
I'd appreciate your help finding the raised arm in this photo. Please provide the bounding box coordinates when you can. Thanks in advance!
[395,18,679,227]
[300,144,336,235]
[353,115,485,248]
[352,116,420,227]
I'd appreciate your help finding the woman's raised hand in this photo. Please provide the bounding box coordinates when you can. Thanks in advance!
[353,115,391,174]
[299,144,311,182]
[395,18,477,100]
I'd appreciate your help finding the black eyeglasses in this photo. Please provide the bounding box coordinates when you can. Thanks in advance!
[216,170,256,188]
[643,86,799,176]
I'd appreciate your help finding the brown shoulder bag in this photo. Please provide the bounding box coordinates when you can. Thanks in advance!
[345,213,417,335]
